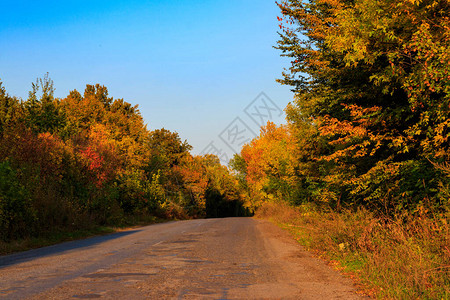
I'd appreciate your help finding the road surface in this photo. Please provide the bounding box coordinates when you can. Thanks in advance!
[0,218,365,299]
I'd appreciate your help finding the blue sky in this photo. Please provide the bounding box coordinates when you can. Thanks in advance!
[0,0,293,161]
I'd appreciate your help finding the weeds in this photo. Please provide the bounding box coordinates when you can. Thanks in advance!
[256,202,450,299]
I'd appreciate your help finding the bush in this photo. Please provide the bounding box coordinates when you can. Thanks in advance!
[256,202,450,299]
[0,161,36,240]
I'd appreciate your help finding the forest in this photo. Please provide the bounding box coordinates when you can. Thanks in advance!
[0,75,248,242]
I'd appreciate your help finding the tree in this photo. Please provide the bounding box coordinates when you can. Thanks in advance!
[0,81,21,138]
[232,122,300,207]
[23,74,66,134]
[275,0,450,212]
[0,160,35,240]
[147,128,192,171]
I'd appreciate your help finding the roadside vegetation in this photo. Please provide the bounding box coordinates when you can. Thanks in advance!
[231,0,450,298]
[256,202,449,299]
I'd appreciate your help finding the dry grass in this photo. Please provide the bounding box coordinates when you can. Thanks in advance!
[256,202,450,299]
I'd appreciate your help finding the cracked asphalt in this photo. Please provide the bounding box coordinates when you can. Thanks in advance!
[0,218,366,299]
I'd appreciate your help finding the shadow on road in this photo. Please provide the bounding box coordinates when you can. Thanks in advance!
[0,229,141,268]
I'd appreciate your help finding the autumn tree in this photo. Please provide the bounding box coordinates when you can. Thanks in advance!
[232,122,300,207]
[275,0,450,213]
[147,128,192,171]
[201,154,248,218]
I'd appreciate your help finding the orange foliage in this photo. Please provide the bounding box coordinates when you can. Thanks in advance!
[77,125,122,188]
[0,125,72,183]
[240,122,295,203]
[173,155,209,211]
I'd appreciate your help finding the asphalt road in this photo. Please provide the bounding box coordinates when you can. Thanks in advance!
[0,218,365,299]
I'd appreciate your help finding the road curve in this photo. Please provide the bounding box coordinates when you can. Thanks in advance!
[0,218,365,299]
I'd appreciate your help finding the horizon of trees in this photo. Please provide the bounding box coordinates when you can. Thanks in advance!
[0,75,249,241]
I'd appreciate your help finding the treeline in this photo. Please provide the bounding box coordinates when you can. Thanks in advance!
[0,75,247,241]
[232,0,450,216]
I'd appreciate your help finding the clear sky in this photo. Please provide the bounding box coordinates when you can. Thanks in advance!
[0,0,293,163]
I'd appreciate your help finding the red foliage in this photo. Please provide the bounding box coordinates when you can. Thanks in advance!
[79,146,107,187]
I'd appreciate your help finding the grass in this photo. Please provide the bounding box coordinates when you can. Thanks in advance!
[255,202,450,299]
[0,215,166,256]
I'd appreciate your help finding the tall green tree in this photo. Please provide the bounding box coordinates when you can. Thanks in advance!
[0,81,21,138]
[24,73,66,134]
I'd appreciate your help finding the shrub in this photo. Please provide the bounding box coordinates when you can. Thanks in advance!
[0,161,35,240]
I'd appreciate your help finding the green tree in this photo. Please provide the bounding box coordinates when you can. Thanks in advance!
[24,73,66,134]
[0,161,35,240]
[0,81,21,138]
[147,128,192,171]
